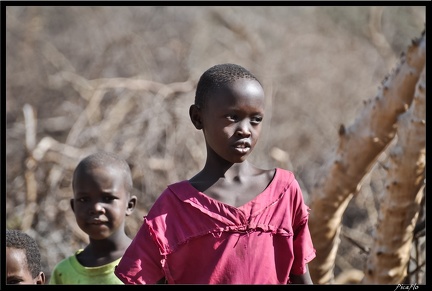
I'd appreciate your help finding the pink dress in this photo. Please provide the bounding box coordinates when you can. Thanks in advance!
[115,168,316,284]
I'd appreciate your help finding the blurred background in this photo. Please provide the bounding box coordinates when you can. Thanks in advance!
[5,6,426,283]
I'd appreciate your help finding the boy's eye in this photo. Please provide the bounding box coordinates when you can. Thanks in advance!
[7,279,22,284]
[103,196,116,202]
[77,197,88,203]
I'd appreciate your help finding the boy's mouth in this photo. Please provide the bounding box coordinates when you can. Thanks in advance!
[88,219,108,225]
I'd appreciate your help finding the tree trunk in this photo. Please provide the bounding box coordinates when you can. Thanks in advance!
[308,31,426,284]
[362,66,425,284]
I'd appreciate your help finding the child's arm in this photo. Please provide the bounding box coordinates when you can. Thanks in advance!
[155,277,167,284]
[289,264,313,284]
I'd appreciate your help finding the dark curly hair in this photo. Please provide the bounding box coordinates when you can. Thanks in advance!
[6,229,42,279]
[194,63,262,109]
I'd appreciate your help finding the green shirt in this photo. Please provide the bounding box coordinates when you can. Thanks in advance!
[49,249,123,284]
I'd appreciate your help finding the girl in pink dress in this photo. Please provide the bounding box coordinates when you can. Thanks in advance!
[115,63,316,284]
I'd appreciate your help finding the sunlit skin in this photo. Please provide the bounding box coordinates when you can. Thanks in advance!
[6,247,45,285]
[71,164,136,267]
[189,78,274,207]
[188,77,313,284]
[202,78,265,164]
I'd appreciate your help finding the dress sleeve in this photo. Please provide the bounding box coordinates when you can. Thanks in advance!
[290,179,316,275]
[114,220,165,284]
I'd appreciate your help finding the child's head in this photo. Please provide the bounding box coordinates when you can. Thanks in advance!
[6,229,46,284]
[71,152,137,240]
[190,63,265,164]
[194,63,262,110]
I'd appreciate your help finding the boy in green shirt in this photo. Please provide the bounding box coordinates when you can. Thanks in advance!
[49,152,137,284]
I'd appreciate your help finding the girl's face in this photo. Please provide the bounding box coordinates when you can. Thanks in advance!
[201,78,265,164]
[71,165,131,240]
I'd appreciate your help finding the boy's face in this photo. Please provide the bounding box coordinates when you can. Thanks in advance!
[71,165,132,240]
[200,78,265,164]
[6,247,43,284]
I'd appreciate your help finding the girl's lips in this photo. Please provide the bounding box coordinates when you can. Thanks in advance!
[232,140,251,154]
[233,140,251,148]
[234,147,250,154]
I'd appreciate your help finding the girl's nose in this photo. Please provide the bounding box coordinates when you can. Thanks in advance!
[236,120,251,137]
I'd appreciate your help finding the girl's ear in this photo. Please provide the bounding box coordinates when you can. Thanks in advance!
[189,104,203,130]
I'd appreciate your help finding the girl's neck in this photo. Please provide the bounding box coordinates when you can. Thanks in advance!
[205,160,257,177]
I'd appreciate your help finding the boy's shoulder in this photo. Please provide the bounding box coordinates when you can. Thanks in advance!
[51,249,83,270]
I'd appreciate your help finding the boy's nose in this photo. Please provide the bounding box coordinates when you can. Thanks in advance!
[90,202,105,214]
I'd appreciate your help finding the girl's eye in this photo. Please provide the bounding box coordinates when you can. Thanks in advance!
[227,115,238,122]
[251,116,263,125]
[226,114,262,124]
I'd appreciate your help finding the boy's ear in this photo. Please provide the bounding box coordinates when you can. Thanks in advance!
[125,195,137,216]
[189,104,203,130]
[35,272,46,285]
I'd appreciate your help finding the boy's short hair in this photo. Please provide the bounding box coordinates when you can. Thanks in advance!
[6,229,42,278]
[73,152,133,193]
[194,63,261,109]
